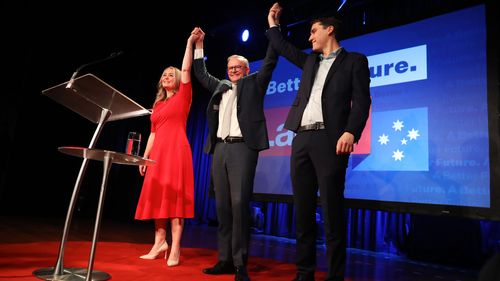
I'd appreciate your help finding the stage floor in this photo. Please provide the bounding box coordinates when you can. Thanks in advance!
[0,215,478,281]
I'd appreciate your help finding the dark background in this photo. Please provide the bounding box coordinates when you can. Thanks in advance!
[2,0,497,220]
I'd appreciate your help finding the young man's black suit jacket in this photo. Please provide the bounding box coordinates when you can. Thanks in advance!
[266,26,371,144]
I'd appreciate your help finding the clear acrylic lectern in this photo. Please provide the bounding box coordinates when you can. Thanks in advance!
[33,74,152,281]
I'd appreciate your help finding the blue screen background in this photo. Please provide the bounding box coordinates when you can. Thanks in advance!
[251,5,489,208]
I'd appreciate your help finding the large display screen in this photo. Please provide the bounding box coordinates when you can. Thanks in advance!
[250,4,499,219]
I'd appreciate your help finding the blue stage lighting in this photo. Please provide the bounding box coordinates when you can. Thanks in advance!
[337,0,347,11]
[241,29,249,42]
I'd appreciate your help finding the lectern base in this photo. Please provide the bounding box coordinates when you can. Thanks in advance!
[33,267,110,281]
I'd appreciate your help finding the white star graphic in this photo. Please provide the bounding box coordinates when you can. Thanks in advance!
[401,138,408,145]
[407,128,420,140]
[392,120,404,131]
[392,149,404,161]
[378,134,389,145]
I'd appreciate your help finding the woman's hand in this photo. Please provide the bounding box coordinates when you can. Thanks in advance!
[139,165,147,176]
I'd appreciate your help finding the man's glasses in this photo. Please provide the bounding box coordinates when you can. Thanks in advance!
[227,65,246,72]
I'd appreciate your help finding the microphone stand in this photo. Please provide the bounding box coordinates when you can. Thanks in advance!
[66,51,124,89]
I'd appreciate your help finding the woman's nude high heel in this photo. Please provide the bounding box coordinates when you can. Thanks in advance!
[166,249,180,266]
[139,242,169,260]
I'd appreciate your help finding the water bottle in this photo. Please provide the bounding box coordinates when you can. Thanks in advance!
[126,132,141,156]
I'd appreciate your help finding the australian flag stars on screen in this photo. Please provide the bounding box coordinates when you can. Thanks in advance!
[354,107,429,171]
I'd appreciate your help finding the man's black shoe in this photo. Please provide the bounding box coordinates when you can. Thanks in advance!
[235,266,250,281]
[202,261,235,275]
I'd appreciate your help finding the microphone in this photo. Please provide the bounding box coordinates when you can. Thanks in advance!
[65,51,124,89]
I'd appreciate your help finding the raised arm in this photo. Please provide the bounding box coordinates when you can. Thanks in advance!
[268,2,282,28]
[181,31,198,84]
[193,27,205,49]
[266,2,308,68]
[192,27,223,92]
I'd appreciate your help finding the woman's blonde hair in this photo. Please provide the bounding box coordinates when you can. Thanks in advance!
[153,66,181,107]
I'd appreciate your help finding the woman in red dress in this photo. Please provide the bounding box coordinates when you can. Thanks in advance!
[135,31,197,266]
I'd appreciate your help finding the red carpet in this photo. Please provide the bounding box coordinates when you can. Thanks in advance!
[0,241,326,280]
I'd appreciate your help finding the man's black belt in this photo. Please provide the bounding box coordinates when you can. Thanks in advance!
[217,137,245,143]
[297,122,325,132]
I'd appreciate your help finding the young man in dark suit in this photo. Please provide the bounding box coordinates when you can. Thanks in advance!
[266,3,372,281]
[191,27,278,281]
